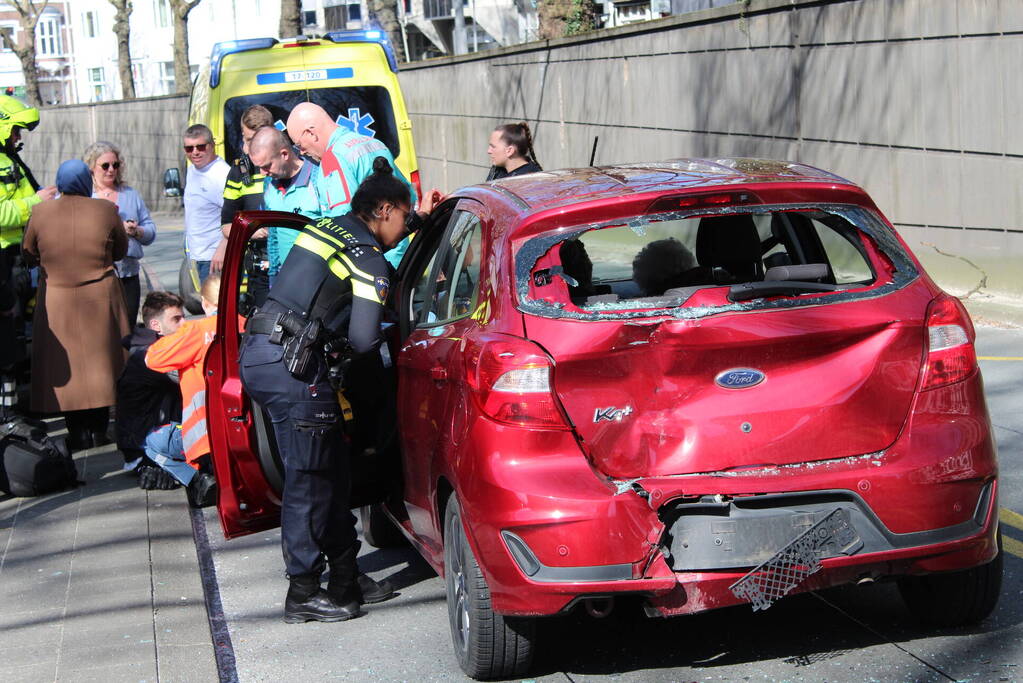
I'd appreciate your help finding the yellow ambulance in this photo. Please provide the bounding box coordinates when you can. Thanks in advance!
[190,30,421,195]
[170,30,421,312]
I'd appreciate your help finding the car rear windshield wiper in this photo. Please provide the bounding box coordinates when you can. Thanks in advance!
[727,281,838,302]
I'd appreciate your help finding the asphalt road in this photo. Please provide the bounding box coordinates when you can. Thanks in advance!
[142,215,1023,682]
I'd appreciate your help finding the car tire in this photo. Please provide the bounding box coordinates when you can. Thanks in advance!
[178,257,204,315]
[444,497,535,680]
[897,527,1003,627]
[360,503,409,548]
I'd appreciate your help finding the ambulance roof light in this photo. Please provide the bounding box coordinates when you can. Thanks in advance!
[324,29,398,73]
[209,38,278,88]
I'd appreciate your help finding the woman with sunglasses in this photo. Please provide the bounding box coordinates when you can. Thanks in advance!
[84,140,156,325]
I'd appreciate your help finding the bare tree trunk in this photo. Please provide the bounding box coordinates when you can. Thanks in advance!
[169,0,203,94]
[109,0,136,99]
[279,0,302,37]
[369,0,405,62]
[0,1,48,106]
[16,46,41,106]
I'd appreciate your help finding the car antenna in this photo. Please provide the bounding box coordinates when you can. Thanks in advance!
[589,136,599,167]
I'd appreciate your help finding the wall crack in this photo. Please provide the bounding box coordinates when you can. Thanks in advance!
[921,242,988,299]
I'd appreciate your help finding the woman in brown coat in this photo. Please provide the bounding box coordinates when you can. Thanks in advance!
[22,159,130,451]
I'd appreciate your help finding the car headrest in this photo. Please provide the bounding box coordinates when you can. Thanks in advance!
[695,214,762,281]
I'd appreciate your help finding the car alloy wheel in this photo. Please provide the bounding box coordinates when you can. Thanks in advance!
[443,496,535,680]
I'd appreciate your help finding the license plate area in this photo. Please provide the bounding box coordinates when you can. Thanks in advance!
[661,492,867,571]
[728,508,862,611]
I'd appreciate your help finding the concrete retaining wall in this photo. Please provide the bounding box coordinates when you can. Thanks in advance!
[21,94,189,215]
[399,0,1023,302]
[18,0,1021,304]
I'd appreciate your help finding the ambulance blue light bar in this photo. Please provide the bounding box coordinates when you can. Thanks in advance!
[209,38,278,88]
[324,30,398,73]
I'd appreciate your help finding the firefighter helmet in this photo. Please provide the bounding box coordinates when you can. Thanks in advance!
[0,95,39,146]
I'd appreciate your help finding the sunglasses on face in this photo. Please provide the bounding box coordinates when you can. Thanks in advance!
[99,162,121,171]
[184,143,208,153]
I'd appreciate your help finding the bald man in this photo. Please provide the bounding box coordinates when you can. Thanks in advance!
[286,102,415,267]
[249,127,321,278]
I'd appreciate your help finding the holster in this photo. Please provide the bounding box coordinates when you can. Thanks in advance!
[282,318,322,377]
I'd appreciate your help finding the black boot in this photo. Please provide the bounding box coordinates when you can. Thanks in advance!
[356,573,396,605]
[63,412,93,452]
[326,546,367,608]
[88,407,112,447]
[186,472,218,508]
[284,573,360,624]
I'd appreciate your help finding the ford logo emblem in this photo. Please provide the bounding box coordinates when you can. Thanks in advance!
[715,368,766,389]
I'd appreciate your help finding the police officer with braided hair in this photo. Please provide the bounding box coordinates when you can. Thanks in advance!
[239,157,442,623]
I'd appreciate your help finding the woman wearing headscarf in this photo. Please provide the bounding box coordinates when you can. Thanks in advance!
[22,160,130,450]
[85,140,157,325]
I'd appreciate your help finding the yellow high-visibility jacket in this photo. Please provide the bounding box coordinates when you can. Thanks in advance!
[0,151,40,249]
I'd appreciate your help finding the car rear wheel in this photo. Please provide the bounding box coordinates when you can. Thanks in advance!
[897,527,1003,627]
[360,503,409,548]
[444,497,535,680]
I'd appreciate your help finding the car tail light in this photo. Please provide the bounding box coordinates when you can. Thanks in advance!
[646,191,759,214]
[921,294,977,391]
[411,170,422,206]
[466,335,571,429]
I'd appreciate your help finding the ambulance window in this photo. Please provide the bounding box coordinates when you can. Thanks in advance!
[222,87,399,166]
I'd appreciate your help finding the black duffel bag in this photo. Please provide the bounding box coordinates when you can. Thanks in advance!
[0,417,80,497]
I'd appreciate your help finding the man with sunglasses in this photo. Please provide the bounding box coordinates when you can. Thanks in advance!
[0,95,56,418]
[182,124,229,283]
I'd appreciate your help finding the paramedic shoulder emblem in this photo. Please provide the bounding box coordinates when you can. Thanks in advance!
[375,276,390,301]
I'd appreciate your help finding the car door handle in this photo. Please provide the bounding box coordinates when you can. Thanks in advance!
[431,366,448,382]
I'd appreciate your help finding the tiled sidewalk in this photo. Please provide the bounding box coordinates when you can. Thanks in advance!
[0,433,218,682]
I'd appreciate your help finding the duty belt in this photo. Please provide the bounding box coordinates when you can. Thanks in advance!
[246,310,307,339]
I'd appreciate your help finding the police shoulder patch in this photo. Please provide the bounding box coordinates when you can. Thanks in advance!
[375,276,390,301]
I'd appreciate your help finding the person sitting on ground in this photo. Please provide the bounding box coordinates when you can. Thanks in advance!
[485,121,542,181]
[115,291,186,487]
[143,274,222,507]
[631,238,698,297]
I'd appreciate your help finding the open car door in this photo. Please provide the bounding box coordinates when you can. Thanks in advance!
[206,210,309,539]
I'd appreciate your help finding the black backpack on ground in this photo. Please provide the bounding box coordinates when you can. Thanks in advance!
[0,416,80,497]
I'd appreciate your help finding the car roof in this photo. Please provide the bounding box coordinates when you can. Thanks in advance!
[472,158,858,213]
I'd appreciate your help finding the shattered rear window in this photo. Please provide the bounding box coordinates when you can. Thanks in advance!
[516,204,918,321]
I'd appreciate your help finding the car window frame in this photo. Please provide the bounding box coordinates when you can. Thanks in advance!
[413,205,484,329]
[514,203,919,322]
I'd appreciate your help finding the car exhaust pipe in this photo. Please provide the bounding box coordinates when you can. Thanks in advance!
[584,597,614,618]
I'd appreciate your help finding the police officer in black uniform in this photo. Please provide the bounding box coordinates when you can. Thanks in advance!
[239,157,441,623]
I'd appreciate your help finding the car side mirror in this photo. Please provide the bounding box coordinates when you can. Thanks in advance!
[163,167,182,197]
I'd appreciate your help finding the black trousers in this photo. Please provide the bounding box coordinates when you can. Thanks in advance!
[120,275,141,326]
[238,332,357,577]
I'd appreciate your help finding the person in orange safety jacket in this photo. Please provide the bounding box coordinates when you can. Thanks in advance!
[143,273,221,506]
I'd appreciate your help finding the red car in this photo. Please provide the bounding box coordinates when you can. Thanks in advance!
[207,159,1002,681]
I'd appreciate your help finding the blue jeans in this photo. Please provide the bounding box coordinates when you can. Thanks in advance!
[144,423,196,485]
[195,260,211,285]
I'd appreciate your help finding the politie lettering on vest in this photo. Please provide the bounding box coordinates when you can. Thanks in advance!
[238,153,444,625]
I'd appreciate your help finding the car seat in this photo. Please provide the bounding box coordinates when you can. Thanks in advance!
[695,214,764,283]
